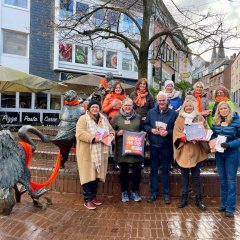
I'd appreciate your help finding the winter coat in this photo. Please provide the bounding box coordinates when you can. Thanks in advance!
[102,93,125,120]
[75,114,114,185]
[173,115,208,168]
[207,99,235,128]
[143,107,178,147]
[212,112,240,151]
[130,91,154,118]
[111,113,143,163]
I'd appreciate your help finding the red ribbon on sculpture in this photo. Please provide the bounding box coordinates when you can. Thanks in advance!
[19,141,61,191]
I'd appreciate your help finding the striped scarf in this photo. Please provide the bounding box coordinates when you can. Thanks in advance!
[85,111,109,173]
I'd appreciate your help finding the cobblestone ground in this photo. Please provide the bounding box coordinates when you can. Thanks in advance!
[0,192,240,240]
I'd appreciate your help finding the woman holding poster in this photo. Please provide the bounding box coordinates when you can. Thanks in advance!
[111,98,143,202]
[211,101,240,217]
[173,99,208,211]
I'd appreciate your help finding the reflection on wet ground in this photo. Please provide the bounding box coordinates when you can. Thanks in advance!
[0,192,239,239]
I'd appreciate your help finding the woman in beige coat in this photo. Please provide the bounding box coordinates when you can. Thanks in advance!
[76,99,114,210]
[173,99,208,211]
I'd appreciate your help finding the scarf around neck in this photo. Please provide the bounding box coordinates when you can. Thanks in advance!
[119,108,136,120]
[181,111,198,125]
[134,90,148,107]
[111,92,125,101]
[164,89,175,99]
[215,96,228,103]
[194,92,203,112]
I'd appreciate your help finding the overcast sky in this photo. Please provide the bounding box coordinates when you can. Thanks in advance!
[164,0,240,60]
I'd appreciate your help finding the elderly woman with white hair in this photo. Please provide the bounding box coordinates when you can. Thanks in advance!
[144,92,178,204]
[159,80,182,112]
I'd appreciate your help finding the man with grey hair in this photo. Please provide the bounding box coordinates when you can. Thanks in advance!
[144,92,178,204]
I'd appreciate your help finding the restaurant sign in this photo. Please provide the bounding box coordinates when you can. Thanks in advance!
[0,112,20,124]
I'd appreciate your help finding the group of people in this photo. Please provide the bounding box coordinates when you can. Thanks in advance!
[75,78,240,218]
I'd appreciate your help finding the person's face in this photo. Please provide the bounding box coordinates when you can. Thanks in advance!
[157,95,168,110]
[216,90,225,98]
[114,84,122,95]
[195,84,203,93]
[89,104,100,116]
[184,104,194,114]
[218,103,230,117]
[139,82,147,91]
[165,84,174,93]
[122,101,133,114]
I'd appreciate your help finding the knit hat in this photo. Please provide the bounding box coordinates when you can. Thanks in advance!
[164,80,174,88]
[87,99,101,110]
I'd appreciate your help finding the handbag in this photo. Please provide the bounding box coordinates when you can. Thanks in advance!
[200,141,211,154]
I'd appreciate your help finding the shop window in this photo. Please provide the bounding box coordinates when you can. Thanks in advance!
[59,43,72,62]
[4,0,28,8]
[19,92,32,108]
[59,0,73,18]
[35,93,47,109]
[75,45,88,64]
[50,95,61,110]
[3,30,28,56]
[106,51,117,69]
[122,53,133,71]
[92,49,104,67]
[1,92,16,108]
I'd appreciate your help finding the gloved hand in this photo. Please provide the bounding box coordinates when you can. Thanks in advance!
[221,142,229,149]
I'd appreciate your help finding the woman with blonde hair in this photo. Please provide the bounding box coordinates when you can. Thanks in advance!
[186,81,210,117]
[211,101,240,217]
[173,99,209,210]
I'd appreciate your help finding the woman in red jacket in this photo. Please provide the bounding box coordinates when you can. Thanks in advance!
[102,81,126,120]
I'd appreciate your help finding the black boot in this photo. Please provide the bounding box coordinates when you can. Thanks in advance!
[178,194,188,208]
[195,194,207,211]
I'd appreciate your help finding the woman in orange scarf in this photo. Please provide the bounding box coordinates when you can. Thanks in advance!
[207,85,235,128]
[102,81,126,120]
[186,81,210,118]
[130,78,154,121]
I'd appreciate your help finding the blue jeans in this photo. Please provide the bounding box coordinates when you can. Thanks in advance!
[215,150,239,213]
[149,145,172,197]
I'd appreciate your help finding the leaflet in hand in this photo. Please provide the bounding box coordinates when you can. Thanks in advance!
[155,121,167,130]
[185,122,206,141]
[95,127,114,146]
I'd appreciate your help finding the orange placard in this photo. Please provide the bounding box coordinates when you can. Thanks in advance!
[122,131,146,156]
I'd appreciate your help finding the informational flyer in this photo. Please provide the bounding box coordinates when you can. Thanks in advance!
[185,122,206,141]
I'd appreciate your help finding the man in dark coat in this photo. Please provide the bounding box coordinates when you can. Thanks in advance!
[144,92,177,204]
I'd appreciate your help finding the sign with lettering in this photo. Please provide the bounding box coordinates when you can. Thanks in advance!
[43,113,60,126]
[22,112,40,124]
[122,131,146,157]
[0,112,20,124]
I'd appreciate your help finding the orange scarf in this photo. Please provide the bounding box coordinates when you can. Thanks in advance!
[111,93,125,101]
[194,92,203,112]
[134,90,148,107]
[64,99,80,105]
[215,96,228,103]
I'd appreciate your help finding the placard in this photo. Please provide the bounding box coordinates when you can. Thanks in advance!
[22,112,40,124]
[43,113,60,126]
[0,112,20,124]
[122,131,146,157]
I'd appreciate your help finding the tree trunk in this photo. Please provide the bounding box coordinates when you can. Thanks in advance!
[137,0,153,79]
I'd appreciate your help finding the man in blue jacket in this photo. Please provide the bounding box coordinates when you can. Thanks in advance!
[144,92,178,204]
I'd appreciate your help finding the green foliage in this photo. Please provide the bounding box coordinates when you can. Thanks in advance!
[149,86,160,98]
[175,81,192,101]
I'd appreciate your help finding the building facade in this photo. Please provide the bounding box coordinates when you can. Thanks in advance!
[231,52,240,105]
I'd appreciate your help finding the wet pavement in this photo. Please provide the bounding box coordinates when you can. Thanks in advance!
[0,192,240,240]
